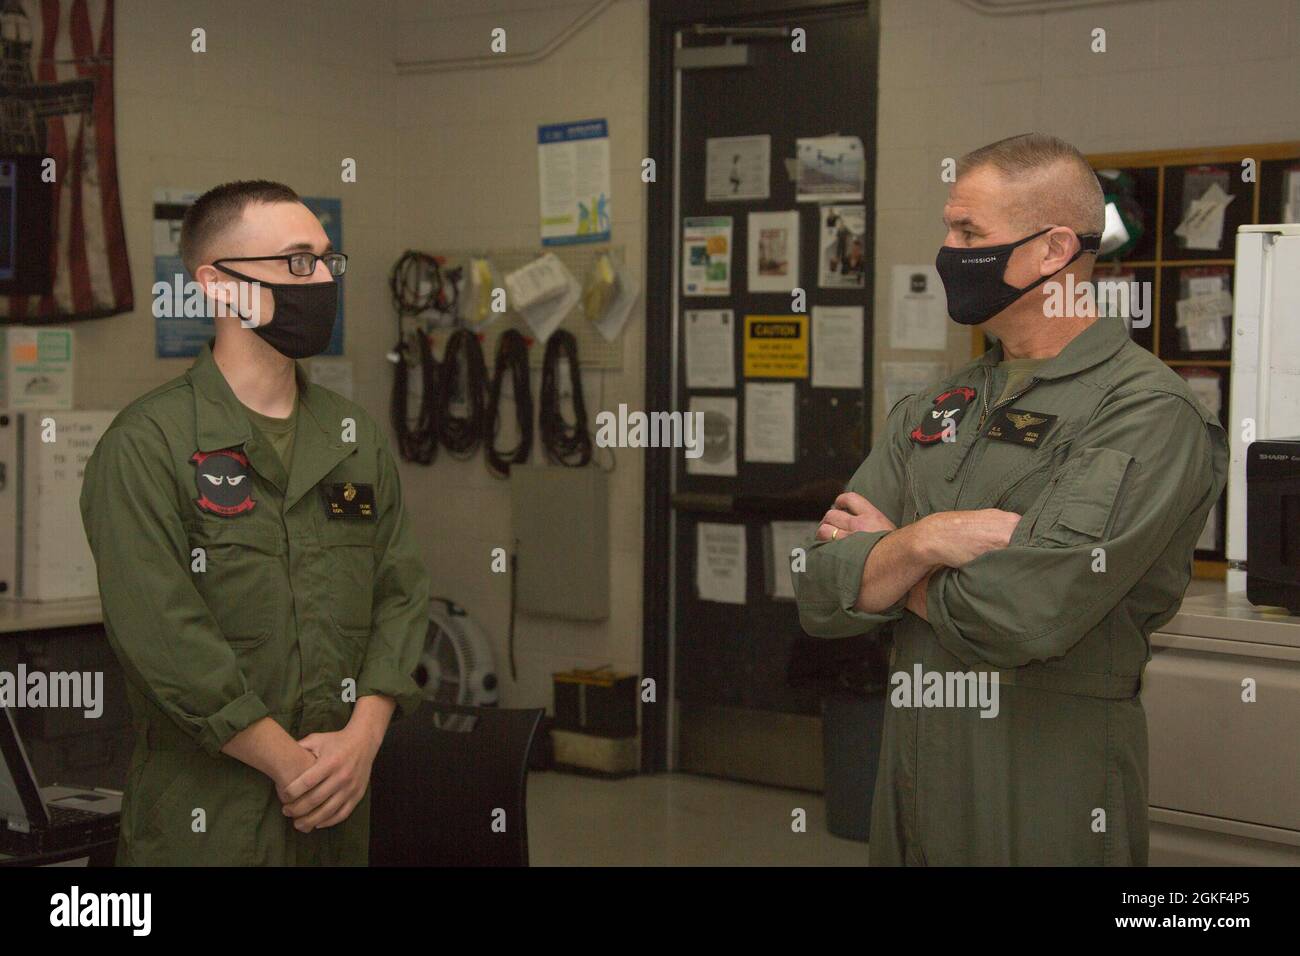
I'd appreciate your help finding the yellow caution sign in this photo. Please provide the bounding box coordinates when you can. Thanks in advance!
[743,314,808,378]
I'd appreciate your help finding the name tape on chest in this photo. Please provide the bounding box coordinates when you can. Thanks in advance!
[983,407,1059,448]
[321,481,376,519]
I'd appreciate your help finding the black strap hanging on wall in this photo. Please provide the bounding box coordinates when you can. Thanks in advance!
[485,328,534,478]
[539,329,592,467]
[388,250,457,465]
[435,327,487,459]
[389,330,439,465]
[388,249,459,319]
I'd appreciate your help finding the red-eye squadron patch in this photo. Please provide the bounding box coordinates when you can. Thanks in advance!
[910,386,976,445]
[191,449,256,516]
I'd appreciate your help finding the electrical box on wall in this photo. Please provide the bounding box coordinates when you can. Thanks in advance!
[509,464,609,620]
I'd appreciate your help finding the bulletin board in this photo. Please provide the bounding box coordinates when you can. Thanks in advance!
[662,4,878,738]
[428,245,630,371]
[972,141,1300,578]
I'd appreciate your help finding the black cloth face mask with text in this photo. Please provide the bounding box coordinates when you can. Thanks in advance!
[935,227,1101,326]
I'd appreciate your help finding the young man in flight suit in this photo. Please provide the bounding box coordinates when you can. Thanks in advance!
[80,180,431,865]
[794,134,1228,865]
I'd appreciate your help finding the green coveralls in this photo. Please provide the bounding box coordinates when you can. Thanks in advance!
[80,340,431,866]
[794,318,1228,865]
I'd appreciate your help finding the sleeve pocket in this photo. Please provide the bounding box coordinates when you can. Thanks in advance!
[1035,447,1134,546]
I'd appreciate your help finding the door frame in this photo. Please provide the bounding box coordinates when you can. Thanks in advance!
[642,0,879,772]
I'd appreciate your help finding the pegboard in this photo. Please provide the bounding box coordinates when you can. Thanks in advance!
[417,245,631,371]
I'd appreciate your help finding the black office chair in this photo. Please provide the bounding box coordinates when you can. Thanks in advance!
[369,701,543,866]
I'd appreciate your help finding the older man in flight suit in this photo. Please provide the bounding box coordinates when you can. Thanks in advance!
[80,180,430,865]
[794,134,1228,865]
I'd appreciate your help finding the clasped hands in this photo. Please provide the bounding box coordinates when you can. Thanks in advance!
[275,723,383,833]
[816,492,1021,617]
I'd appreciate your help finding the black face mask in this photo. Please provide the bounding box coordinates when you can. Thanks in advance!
[213,264,338,358]
[935,228,1101,326]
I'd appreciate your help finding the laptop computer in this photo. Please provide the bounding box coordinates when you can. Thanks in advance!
[0,706,121,856]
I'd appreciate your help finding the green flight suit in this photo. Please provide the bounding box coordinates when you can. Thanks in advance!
[79,339,431,866]
[794,318,1228,865]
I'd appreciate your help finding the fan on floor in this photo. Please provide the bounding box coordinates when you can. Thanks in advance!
[414,598,499,706]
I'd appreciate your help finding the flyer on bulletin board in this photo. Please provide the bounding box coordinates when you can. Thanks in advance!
[743,314,808,378]
[538,118,611,245]
[682,217,733,296]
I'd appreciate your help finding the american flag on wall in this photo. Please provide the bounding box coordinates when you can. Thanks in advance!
[1,0,131,323]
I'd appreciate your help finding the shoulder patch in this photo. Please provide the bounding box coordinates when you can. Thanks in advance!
[191,448,256,516]
[910,386,976,446]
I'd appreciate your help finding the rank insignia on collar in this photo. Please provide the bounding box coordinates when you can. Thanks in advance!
[322,482,376,519]
[985,407,1059,447]
[910,386,976,446]
[191,449,256,516]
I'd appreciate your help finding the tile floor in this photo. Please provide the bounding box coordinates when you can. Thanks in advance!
[526,770,868,866]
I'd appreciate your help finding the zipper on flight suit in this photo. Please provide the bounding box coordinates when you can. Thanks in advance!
[953,364,1041,508]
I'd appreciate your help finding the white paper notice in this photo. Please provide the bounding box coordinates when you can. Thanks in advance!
[1175,290,1232,325]
[686,395,738,477]
[890,264,949,351]
[769,521,817,600]
[811,306,864,389]
[1175,285,1232,351]
[697,522,747,605]
[882,361,947,411]
[1181,370,1223,419]
[682,217,733,296]
[706,135,771,202]
[509,255,581,344]
[1175,182,1235,251]
[744,382,796,463]
[685,309,736,389]
[1187,275,1225,298]
[748,211,800,293]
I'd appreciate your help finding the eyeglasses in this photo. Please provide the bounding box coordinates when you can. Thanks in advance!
[213,252,348,278]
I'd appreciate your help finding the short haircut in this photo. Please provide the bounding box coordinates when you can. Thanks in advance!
[179,180,300,275]
[957,133,1105,237]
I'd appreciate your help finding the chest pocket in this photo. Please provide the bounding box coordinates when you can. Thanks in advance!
[320,520,377,636]
[1022,446,1135,548]
[187,524,286,648]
